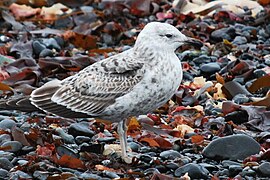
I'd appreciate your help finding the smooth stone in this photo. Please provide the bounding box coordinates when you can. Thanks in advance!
[97,137,116,143]
[232,94,250,104]
[1,141,22,153]
[56,145,79,159]
[228,165,243,177]
[17,159,28,166]
[0,168,8,177]
[193,55,215,64]
[32,41,46,55]
[254,69,267,78]
[200,62,221,73]
[68,122,95,137]
[139,154,153,163]
[211,27,236,41]
[75,136,91,144]
[0,119,16,130]
[128,142,141,152]
[9,170,32,179]
[221,160,242,168]
[224,110,249,124]
[42,38,61,51]
[174,163,209,179]
[160,150,182,160]
[0,134,12,144]
[232,36,247,45]
[202,134,260,160]
[242,166,256,177]
[0,151,14,160]
[165,162,179,170]
[80,143,104,154]
[39,49,54,57]
[258,162,270,177]
[55,128,75,144]
[0,157,13,170]
[78,172,102,179]
[104,170,120,179]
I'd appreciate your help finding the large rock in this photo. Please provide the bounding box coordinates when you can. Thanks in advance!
[202,134,260,160]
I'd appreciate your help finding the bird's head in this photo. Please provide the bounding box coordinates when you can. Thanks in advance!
[136,22,203,52]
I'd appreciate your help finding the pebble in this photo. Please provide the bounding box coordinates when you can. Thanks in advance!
[257,162,270,177]
[139,154,153,163]
[55,128,75,144]
[42,38,61,51]
[0,134,12,144]
[253,69,267,78]
[56,145,79,158]
[174,163,209,179]
[159,150,182,160]
[128,142,141,152]
[221,160,242,168]
[68,122,95,137]
[32,41,46,56]
[9,170,32,179]
[78,172,102,179]
[228,165,243,177]
[0,168,8,178]
[211,27,236,41]
[202,134,260,160]
[39,48,54,57]
[193,55,216,64]
[224,110,248,124]
[232,36,247,45]
[75,136,91,144]
[200,62,221,73]
[232,94,250,104]
[0,119,16,130]
[0,157,13,170]
[1,141,22,153]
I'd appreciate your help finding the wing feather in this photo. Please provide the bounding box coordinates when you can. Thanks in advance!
[30,50,144,118]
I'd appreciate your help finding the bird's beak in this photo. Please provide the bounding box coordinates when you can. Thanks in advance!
[183,38,203,48]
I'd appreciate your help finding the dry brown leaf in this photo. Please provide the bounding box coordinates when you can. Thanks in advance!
[140,137,160,147]
[248,75,270,93]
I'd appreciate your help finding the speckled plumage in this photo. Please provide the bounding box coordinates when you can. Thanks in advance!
[30,22,199,161]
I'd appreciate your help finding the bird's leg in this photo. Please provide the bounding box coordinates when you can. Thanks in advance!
[117,118,132,163]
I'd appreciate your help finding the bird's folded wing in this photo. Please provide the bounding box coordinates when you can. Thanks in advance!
[31,53,144,118]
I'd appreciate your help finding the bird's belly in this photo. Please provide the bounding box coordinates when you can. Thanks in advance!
[102,60,182,121]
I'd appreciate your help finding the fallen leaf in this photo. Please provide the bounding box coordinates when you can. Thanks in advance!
[248,75,270,93]
[9,3,40,19]
[140,137,160,147]
[191,134,204,145]
[63,31,97,50]
[54,154,85,169]
[174,124,194,137]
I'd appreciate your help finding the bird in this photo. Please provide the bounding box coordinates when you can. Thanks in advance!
[29,22,203,162]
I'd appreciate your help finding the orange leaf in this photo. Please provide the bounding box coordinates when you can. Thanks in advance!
[63,31,97,50]
[0,145,12,151]
[56,154,85,169]
[191,135,204,145]
[216,73,225,85]
[154,137,173,149]
[0,82,12,91]
[140,137,159,147]
[36,144,55,156]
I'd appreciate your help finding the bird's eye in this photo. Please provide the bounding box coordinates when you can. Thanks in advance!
[165,34,173,38]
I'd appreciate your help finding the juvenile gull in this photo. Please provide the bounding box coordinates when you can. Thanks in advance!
[30,22,202,162]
